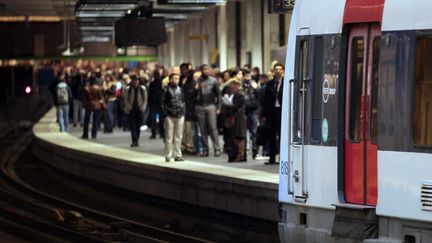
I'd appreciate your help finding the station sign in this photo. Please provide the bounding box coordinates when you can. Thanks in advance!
[269,0,295,13]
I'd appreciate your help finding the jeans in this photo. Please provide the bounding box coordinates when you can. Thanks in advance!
[164,116,185,158]
[195,104,220,152]
[57,104,69,132]
[192,121,202,153]
[247,111,259,155]
[83,109,101,138]
[104,100,115,131]
[73,99,84,125]
[128,108,143,144]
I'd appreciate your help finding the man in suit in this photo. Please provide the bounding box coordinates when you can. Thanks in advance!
[261,63,284,165]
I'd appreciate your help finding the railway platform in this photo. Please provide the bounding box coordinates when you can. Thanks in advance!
[32,109,279,221]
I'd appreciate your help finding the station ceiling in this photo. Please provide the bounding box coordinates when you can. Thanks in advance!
[0,0,221,46]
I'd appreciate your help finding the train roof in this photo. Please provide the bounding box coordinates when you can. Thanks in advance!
[294,0,432,36]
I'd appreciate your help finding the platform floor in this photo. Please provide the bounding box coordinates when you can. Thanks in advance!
[67,125,279,175]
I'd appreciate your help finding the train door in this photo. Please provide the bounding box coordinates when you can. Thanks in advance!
[291,33,310,202]
[344,24,380,205]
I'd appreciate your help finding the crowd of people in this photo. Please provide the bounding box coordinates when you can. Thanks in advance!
[47,61,284,164]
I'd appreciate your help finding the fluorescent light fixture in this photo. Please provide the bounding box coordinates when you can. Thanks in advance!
[82,36,111,42]
[77,3,137,11]
[153,13,188,20]
[79,26,114,31]
[77,11,125,18]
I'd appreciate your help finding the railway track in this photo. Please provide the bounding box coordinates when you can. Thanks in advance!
[0,125,213,243]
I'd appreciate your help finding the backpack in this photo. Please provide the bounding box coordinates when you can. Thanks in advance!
[57,85,69,104]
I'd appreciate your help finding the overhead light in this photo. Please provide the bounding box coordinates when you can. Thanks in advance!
[77,11,125,18]
[62,48,73,56]
[117,48,125,55]
[153,13,188,20]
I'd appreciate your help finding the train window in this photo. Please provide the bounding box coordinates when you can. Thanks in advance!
[370,37,380,144]
[311,37,324,143]
[413,37,432,145]
[348,37,364,142]
[293,40,309,143]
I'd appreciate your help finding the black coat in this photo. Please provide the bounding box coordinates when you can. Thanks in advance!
[161,85,185,118]
[148,78,163,110]
[224,92,246,139]
[182,74,197,121]
[262,78,283,125]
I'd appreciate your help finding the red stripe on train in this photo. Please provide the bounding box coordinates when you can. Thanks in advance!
[343,0,385,25]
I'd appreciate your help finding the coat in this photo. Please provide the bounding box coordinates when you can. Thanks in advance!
[83,84,104,111]
[161,85,185,118]
[262,78,283,126]
[182,74,197,121]
[224,92,246,139]
[123,85,148,114]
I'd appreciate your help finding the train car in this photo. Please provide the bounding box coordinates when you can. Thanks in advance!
[278,0,432,242]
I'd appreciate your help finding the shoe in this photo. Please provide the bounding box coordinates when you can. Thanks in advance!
[214,149,221,157]
[81,135,88,139]
[150,135,156,139]
[165,157,171,162]
[200,151,209,157]
[130,142,138,147]
[174,157,184,162]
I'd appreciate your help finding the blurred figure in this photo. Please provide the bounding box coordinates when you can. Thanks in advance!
[148,69,165,139]
[124,75,148,147]
[162,73,185,162]
[180,63,196,154]
[194,64,221,157]
[70,69,86,127]
[224,79,246,162]
[55,72,72,132]
[82,77,104,139]
[262,63,284,165]
[103,74,117,133]
[243,70,260,159]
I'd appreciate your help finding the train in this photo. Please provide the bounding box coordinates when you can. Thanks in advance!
[278,0,432,242]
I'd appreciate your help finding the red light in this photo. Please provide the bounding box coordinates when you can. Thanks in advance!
[25,86,32,94]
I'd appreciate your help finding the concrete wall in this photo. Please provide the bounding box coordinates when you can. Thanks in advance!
[0,22,63,58]
[158,0,291,73]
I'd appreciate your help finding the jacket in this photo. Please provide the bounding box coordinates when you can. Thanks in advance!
[196,76,220,109]
[262,78,284,125]
[182,74,197,121]
[161,85,185,118]
[124,85,148,114]
[224,92,246,138]
[83,84,103,111]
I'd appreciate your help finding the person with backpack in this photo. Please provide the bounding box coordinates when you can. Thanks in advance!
[55,72,72,132]
[124,75,148,147]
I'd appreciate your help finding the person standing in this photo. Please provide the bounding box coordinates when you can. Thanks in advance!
[162,73,185,162]
[124,75,148,147]
[148,69,164,139]
[243,71,260,159]
[224,79,246,162]
[55,72,72,132]
[82,77,104,139]
[194,64,221,157]
[180,63,196,154]
[262,63,284,165]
